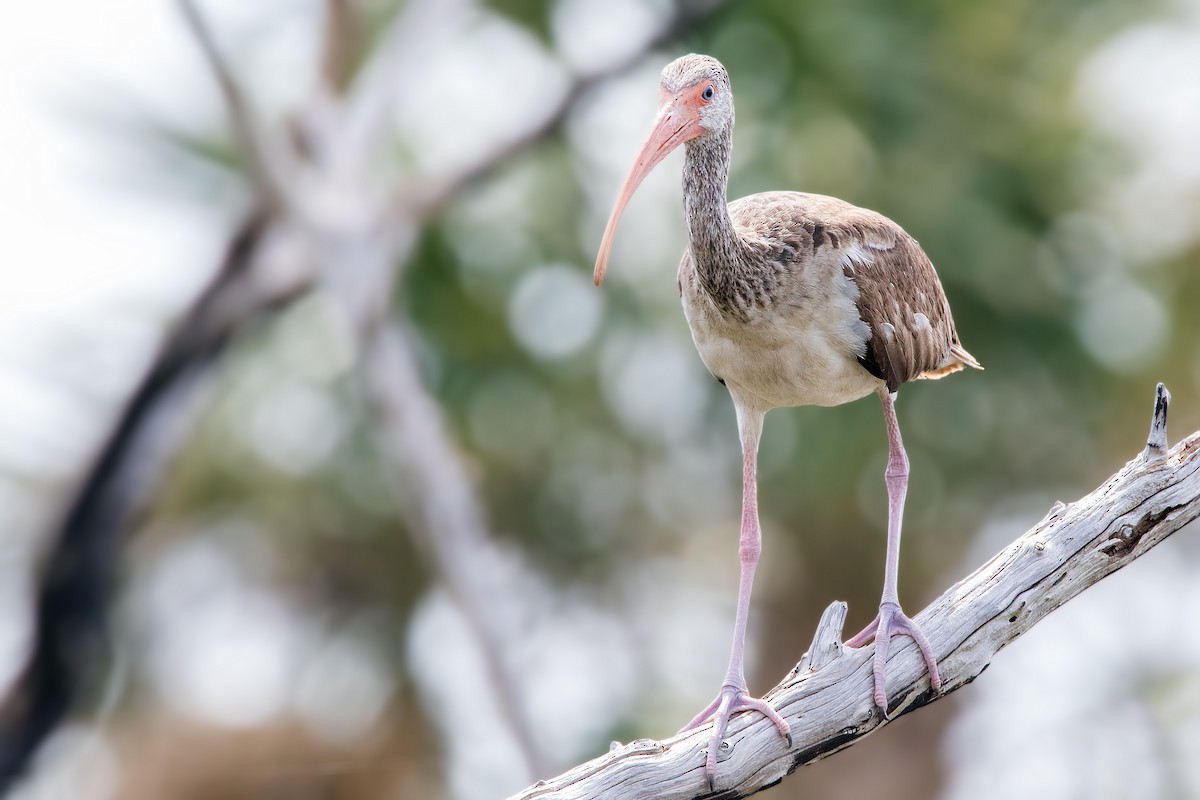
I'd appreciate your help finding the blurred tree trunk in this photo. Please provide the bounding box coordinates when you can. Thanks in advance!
[0,0,728,789]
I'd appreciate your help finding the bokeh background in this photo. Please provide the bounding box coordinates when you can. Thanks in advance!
[3,0,1200,798]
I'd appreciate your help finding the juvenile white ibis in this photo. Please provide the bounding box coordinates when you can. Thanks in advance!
[593,54,980,785]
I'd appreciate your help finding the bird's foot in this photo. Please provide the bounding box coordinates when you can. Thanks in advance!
[678,684,791,789]
[846,601,941,714]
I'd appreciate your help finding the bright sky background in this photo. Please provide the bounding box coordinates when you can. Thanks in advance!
[0,2,219,483]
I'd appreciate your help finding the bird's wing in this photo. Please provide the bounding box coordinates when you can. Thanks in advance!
[840,225,978,392]
[730,191,979,393]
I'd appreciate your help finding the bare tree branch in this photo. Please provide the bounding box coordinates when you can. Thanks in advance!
[400,0,732,220]
[177,0,291,211]
[319,0,355,93]
[508,384,1200,799]
[328,0,478,184]
[365,322,550,779]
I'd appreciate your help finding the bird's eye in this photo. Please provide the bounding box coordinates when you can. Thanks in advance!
[702,84,715,101]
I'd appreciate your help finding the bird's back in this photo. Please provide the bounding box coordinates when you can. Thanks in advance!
[679,191,979,408]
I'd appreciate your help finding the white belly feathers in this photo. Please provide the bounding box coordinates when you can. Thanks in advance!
[681,264,882,410]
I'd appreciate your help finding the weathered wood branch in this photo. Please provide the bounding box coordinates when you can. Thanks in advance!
[510,383,1200,800]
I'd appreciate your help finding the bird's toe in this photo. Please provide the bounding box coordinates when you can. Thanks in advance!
[859,602,941,715]
[682,685,791,788]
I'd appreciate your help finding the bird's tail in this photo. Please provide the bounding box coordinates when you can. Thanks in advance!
[918,343,982,381]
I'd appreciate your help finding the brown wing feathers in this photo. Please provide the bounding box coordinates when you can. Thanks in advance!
[723,192,979,394]
[844,230,976,393]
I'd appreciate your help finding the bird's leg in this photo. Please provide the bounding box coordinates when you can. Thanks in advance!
[678,406,791,787]
[845,390,941,712]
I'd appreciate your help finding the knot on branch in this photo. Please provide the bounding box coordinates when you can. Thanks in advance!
[1098,506,1178,557]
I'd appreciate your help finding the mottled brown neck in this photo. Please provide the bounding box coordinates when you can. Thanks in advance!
[682,130,757,311]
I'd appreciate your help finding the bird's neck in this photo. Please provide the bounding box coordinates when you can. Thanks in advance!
[682,130,745,305]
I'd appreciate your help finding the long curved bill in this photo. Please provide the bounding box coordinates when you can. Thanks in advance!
[593,102,692,286]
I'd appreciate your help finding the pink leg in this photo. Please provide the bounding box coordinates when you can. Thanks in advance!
[679,404,790,788]
[846,390,941,712]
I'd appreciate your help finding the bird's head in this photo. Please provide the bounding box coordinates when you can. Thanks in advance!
[660,54,734,138]
[593,54,733,286]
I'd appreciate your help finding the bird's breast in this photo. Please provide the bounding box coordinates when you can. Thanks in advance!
[680,259,881,410]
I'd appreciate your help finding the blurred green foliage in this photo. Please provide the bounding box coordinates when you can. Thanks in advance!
[128,0,1199,795]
